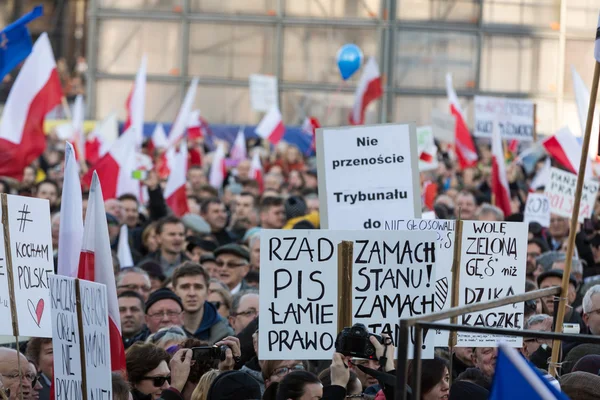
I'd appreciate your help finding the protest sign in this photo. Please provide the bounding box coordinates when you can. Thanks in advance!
[544,167,599,223]
[259,229,437,360]
[417,126,438,172]
[79,279,112,400]
[50,275,83,400]
[249,74,278,112]
[474,96,534,141]
[1,194,54,337]
[0,224,12,335]
[458,221,527,346]
[524,193,551,228]
[316,124,421,230]
[430,109,455,143]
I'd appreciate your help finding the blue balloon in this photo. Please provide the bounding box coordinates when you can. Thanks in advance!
[336,44,363,80]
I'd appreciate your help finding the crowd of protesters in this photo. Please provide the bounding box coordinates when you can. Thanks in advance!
[2,131,600,400]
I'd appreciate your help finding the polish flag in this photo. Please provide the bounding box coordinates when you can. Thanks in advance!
[230,127,247,162]
[168,79,199,147]
[147,123,169,156]
[187,110,202,140]
[491,122,512,217]
[0,33,63,179]
[446,73,478,169]
[164,141,190,217]
[82,128,139,200]
[256,106,285,145]
[117,224,134,269]
[71,95,86,160]
[78,171,127,372]
[349,57,383,125]
[57,142,84,278]
[209,143,227,189]
[124,56,147,147]
[249,150,264,192]
[542,126,592,177]
[302,116,320,151]
[85,112,119,165]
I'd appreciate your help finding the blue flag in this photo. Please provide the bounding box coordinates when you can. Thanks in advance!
[0,5,43,81]
[491,343,570,400]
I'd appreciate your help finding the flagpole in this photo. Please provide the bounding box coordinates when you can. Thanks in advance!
[548,61,600,377]
[532,104,538,142]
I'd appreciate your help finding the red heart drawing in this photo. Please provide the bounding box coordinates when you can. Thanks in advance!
[27,299,44,327]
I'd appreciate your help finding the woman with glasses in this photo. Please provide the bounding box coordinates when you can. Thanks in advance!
[126,343,171,400]
[261,360,308,389]
[207,282,232,320]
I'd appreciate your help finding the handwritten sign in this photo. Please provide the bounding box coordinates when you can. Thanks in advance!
[417,126,438,172]
[249,74,278,112]
[544,167,599,223]
[259,229,436,360]
[430,109,455,143]
[524,194,551,228]
[50,276,82,400]
[0,224,12,335]
[316,124,421,230]
[2,194,54,337]
[458,221,527,346]
[474,96,534,141]
[79,280,111,400]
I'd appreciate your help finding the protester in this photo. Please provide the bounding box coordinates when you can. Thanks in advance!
[228,290,259,334]
[206,281,233,319]
[214,244,251,294]
[199,198,233,246]
[451,347,474,379]
[190,369,219,400]
[274,371,322,400]
[117,267,153,301]
[144,216,189,277]
[0,348,34,400]
[205,370,261,400]
[583,284,600,335]
[471,347,497,379]
[262,360,308,389]
[126,343,172,400]
[408,357,450,400]
[24,338,52,400]
[26,361,43,400]
[538,270,586,333]
[112,372,132,400]
[145,288,185,334]
[259,197,286,229]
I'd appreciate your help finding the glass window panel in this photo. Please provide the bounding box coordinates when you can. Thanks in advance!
[98,20,181,75]
[394,30,477,90]
[192,86,255,124]
[398,0,480,23]
[191,0,277,13]
[188,23,276,79]
[96,80,182,122]
[282,26,379,84]
[566,0,600,32]
[480,35,558,94]
[393,96,474,129]
[285,0,381,18]
[482,0,558,28]
[98,0,182,12]
[280,90,378,126]
[564,39,595,96]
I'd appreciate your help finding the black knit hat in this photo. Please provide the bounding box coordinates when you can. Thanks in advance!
[207,370,261,400]
[284,195,307,220]
[144,288,183,314]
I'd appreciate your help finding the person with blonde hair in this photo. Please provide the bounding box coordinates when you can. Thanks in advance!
[190,369,219,400]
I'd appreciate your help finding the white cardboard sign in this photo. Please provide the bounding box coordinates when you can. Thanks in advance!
[0,224,12,335]
[523,194,551,228]
[417,126,438,172]
[458,221,527,347]
[430,109,456,143]
[249,74,278,112]
[474,96,534,141]
[2,195,54,337]
[259,229,436,361]
[316,124,421,230]
[544,167,599,223]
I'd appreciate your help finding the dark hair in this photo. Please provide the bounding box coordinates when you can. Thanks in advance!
[238,191,257,205]
[0,179,10,194]
[317,368,359,392]
[125,343,170,384]
[118,193,139,204]
[198,185,219,197]
[243,180,260,190]
[25,338,52,365]
[528,238,550,254]
[172,262,210,289]
[111,372,131,400]
[408,357,448,395]
[275,370,321,400]
[156,215,184,235]
[179,338,214,383]
[200,197,223,214]
[36,179,59,194]
[117,290,145,308]
[245,270,259,284]
[259,196,284,213]
[187,195,201,205]
[455,367,491,390]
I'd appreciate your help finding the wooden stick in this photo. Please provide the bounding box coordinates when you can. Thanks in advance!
[549,61,600,377]
[532,104,538,143]
[337,241,354,333]
[448,215,463,384]
[75,279,89,400]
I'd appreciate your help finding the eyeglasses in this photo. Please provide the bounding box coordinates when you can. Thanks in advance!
[3,372,38,386]
[216,260,247,269]
[210,301,222,309]
[140,376,170,387]
[272,364,305,377]
[117,284,151,292]
[232,308,257,318]
[147,310,182,320]
[586,308,600,316]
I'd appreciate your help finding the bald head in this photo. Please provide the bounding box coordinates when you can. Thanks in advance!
[0,348,32,400]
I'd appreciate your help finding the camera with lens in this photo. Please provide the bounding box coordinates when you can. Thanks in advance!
[335,323,384,360]
[191,345,229,362]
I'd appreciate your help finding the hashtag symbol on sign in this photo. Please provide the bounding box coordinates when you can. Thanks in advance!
[17,204,33,233]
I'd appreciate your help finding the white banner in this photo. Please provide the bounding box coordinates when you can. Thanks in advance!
[430,109,456,143]
[544,167,599,223]
[524,193,551,228]
[474,96,534,141]
[249,74,278,112]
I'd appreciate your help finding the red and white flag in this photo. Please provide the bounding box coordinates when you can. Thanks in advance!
[117,224,134,269]
[78,171,127,372]
[82,128,139,200]
[446,73,478,169]
[0,33,63,179]
[57,142,84,278]
[491,123,512,217]
[542,126,592,177]
[124,55,147,147]
[349,57,383,125]
[164,141,190,217]
[71,95,86,160]
[249,150,264,192]
[187,110,202,140]
[230,127,247,162]
[209,143,227,189]
[86,112,119,166]
[168,78,199,147]
[302,116,320,151]
[147,123,169,156]
[256,105,285,145]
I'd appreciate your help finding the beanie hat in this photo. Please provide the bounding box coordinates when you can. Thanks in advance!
[144,288,183,314]
[284,196,307,220]
[207,370,261,400]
